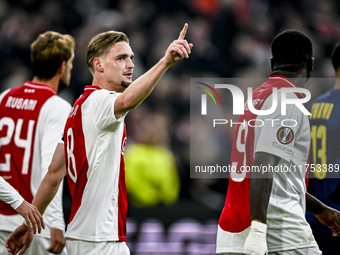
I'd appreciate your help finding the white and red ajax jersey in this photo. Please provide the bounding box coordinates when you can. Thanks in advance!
[64,86,128,242]
[0,82,70,236]
[217,75,317,253]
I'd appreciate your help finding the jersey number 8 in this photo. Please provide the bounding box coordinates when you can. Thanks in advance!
[66,127,77,183]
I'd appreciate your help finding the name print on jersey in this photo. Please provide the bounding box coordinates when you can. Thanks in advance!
[5,96,37,111]
[68,105,79,118]
[309,102,334,120]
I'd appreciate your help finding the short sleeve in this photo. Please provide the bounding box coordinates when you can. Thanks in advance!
[89,90,127,130]
[254,91,305,162]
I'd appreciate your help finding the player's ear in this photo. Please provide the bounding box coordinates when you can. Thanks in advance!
[58,61,66,75]
[270,57,275,71]
[307,57,314,72]
[93,58,104,73]
[305,57,314,80]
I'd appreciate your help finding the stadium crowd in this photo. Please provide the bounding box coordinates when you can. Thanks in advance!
[1,0,340,209]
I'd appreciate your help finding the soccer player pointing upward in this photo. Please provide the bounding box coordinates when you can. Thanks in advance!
[6,24,192,255]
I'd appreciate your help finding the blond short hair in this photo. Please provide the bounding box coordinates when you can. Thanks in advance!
[86,31,129,74]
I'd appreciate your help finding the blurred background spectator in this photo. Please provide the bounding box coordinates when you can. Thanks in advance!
[1,0,340,253]
[125,108,180,207]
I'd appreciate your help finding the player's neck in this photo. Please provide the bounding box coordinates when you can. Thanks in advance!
[32,76,59,92]
[271,69,305,78]
[271,70,308,88]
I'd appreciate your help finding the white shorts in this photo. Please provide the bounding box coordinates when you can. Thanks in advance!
[66,239,130,255]
[219,246,322,255]
[0,230,67,255]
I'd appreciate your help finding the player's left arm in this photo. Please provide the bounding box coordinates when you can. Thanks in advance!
[37,142,67,254]
[250,152,280,223]
[40,98,69,229]
[38,98,70,253]
[306,192,340,237]
[243,152,280,255]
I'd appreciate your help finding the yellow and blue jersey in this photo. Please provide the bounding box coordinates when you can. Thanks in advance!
[307,89,340,235]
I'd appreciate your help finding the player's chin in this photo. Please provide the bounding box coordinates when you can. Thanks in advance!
[121,80,132,89]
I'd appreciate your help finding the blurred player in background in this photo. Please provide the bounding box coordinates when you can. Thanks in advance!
[6,24,192,255]
[0,31,75,255]
[306,43,340,255]
[217,30,340,255]
[0,177,44,234]
[125,111,180,207]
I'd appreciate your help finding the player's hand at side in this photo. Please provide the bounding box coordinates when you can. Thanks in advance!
[47,228,66,254]
[243,220,268,255]
[15,200,45,234]
[6,224,34,255]
[315,205,340,237]
[163,23,193,67]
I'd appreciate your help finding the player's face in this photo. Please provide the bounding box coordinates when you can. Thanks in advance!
[101,41,134,91]
[61,52,74,87]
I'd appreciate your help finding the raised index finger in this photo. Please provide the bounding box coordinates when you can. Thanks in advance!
[178,23,188,40]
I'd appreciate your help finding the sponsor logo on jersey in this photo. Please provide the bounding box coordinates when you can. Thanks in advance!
[272,142,293,155]
[277,127,294,144]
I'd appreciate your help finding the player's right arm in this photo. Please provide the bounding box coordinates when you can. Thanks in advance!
[114,23,193,119]
[6,142,66,255]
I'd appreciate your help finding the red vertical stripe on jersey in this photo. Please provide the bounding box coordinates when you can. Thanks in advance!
[219,115,253,232]
[0,83,55,215]
[118,124,128,241]
[65,90,91,224]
